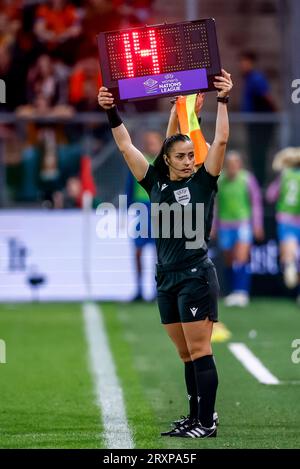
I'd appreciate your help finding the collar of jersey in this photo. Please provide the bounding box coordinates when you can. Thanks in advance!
[165,172,195,184]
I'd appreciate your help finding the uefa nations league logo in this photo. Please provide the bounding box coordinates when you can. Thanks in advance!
[143,78,159,94]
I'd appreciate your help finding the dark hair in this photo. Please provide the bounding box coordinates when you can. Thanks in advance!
[240,51,257,63]
[153,134,191,178]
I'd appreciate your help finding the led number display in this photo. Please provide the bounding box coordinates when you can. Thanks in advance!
[98,19,221,101]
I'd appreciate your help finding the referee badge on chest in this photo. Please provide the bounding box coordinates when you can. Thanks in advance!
[173,187,191,206]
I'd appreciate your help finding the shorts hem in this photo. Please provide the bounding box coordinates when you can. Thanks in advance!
[160,313,218,325]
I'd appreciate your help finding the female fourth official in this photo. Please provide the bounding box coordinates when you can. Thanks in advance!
[98,69,233,438]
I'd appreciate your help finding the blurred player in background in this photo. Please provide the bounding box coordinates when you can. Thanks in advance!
[266,147,300,300]
[213,151,264,307]
[239,51,277,186]
[126,130,163,301]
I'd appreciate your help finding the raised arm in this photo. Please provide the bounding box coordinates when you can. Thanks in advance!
[166,93,205,138]
[166,101,179,137]
[204,69,233,177]
[98,87,149,181]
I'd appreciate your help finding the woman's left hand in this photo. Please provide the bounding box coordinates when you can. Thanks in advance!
[213,69,233,98]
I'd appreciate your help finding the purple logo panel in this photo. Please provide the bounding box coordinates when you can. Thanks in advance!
[118,69,208,100]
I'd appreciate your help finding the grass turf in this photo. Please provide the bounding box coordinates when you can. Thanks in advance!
[0,303,102,449]
[0,299,300,448]
[101,298,300,449]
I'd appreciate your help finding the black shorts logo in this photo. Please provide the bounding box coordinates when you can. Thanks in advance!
[190,306,198,317]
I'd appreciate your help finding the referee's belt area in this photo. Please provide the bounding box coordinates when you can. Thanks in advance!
[155,254,210,274]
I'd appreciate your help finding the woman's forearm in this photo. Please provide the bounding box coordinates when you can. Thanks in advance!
[110,122,148,180]
[105,108,148,181]
[214,102,229,145]
[98,88,149,180]
[112,123,132,153]
[106,106,132,153]
[166,110,179,137]
[204,102,229,176]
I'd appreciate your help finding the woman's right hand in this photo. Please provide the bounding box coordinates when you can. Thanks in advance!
[195,92,205,115]
[98,87,115,110]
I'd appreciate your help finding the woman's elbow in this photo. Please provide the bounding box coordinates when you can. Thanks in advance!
[118,143,131,155]
[214,136,229,147]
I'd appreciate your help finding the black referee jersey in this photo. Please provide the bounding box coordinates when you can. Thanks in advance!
[138,163,218,267]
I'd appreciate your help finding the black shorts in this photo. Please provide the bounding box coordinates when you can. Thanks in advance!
[156,257,220,324]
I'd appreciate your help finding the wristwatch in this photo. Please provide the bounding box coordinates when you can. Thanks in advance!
[217,96,229,104]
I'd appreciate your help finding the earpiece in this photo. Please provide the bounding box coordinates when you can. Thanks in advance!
[165,156,180,171]
[164,154,183,172]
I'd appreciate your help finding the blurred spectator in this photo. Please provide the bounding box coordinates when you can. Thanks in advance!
[239,51,277,187]
[53,176,81,208]
[33,0,82,64]
[113,0,154,28]
[0,44,27,110]
[0,0,22,50]
[16,120,81,203]
[79,0,154,58]
[141,130,163,159]
[69,57,102,111]
[108,1,158,113]
[38,127,62,205]
[79,0,122,58]
[19,126,64,204]
[53,172,100,209]
[240,51,276,113]
[27,54,68,106]
[16,92,74,118]
[0,124,23,200]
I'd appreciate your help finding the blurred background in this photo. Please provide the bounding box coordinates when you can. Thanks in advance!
[2,3,300,451]
[0,0,300,302]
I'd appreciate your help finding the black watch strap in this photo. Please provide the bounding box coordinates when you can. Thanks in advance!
[217,96,229,104]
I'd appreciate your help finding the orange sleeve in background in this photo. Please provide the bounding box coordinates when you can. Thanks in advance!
[176,96,189,135]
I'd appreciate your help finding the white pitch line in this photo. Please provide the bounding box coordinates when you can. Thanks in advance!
[82,302,134,448]
[228,342,280,385]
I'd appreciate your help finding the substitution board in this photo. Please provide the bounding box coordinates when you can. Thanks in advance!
[97,18,221,101]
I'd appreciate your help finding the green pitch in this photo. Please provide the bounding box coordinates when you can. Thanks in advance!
[0,299,299,449]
